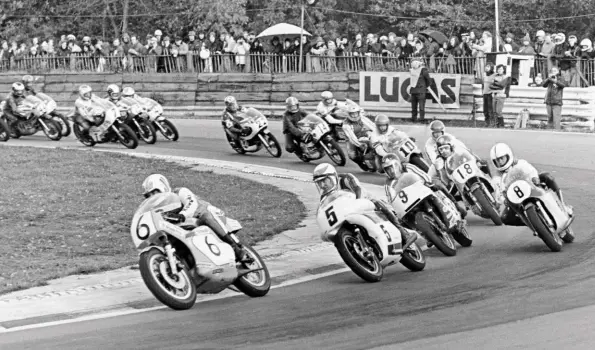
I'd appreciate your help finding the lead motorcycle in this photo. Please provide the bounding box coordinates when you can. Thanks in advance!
[316,190,426,282]
[226,107,282,158]
[131,192,271,310]
[34,92,71,137]
[0,96,62,141]
[71,98,139,149]
[115,97,157,144]
[503,166,575,252]
[444,149,503,226]
[388,173,472,256]
[294,114,346,166]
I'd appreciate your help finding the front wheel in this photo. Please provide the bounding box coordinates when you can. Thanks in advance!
[136,119,157,144]
[335,228,383,282]
[139,248,197,310]
[400,242,426,271]
[261,132,282,158]
[52,115,71,137]
[0,119,10,142]
[115,124,139,149]
[40,119,62,141]
[472,187,503,226]
[155,119,179,141]
[72,123,96,147]
[324,138,347,166]
[414,211,457,256]
[233,244,271,297]
[526,205,563,252]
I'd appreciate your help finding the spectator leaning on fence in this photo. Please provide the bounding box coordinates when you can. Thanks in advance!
[490,64,511,128]
[542,66,567,130]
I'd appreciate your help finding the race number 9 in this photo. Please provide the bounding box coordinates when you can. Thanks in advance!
[398,191,408,204]
[325,206,338,226]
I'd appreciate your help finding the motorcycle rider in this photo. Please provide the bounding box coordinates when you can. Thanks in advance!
[489,143,573,227]
[3,82,27,131]
[221,95,250,148]
[316,91,346,140]
[22,75,37,96]
[282,96,310,158]
[73,85,105,135]
[141,174,250,262]
[313,163,418,249]
[106,84,122,104]
[342,102,376,166]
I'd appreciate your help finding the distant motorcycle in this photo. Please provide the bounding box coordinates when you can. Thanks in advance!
[35,92,71,137]
[136,96,179,141]
[293,114,346,166]
[0,96,62,141]
[116,97,157,144]
[225,107,282,158]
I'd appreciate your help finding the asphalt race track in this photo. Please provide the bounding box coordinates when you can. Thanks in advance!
[1,120,595,349]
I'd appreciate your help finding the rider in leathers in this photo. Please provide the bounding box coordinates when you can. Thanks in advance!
[73,85,107,135]
[221,95,250,147]
[142,174,250,262]
[342,102,376,165]
[313,163,418,248]
[490,143,573,227]
[282,97,310,157]
[3,82,27,131]
[316,91,346,140]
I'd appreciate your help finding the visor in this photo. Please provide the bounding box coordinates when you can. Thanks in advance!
[288,105,299,112]
[348,112,360,120]
[494,155,510,168]
[432,131,444,139]
[314,176,337,196]
[324,99,333,105]
[378,124,388,133]
[438,145,451,157]
[384,164,400,179]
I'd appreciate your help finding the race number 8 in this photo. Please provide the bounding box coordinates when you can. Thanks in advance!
[398,191,408,204]
[513,185,524,198]
[325,206,338,226]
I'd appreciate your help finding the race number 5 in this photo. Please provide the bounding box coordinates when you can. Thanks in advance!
[325,206,338,226]
[380,224,392,242]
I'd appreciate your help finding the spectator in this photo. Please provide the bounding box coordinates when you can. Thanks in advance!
[233,37,250,71]
[426,36,440,56]
[397,38,413,61]
[580,38,595,59]
[326,40,337,72]
[310,36,326,72]
[250,38,265,72]
[490,64,511,128]
[222,33,236,72]
[471,31,492,77]
[502,33,519,53]
[412,40,427,58]
[269,36,282,54]
[542,66,567,130]
[129,34,148,72]
[538,34,555,73]
[187,31,198,51]
[534,30,545,54]
[518,34,536,55]
[409,58,431,123]
[154,30,163,46]
[563,34,580,86]
[482,62,496,127]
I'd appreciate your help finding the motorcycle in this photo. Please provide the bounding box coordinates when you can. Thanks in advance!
[225,107,282,158]
[0,96,62,141]
[352,136,378,172]
[385,130,430,172]
[444,149,503,226]
[503,166,575,252]
[0,118,9,142]
[316,190,426,282]
[295,114,347,166]
[137,96,179,141]
[34,92,71,137]
[116,97,157,144]
[131,192,271,310]
[388,173,472,256]
[72,99,139,149]
[317,108,346,142]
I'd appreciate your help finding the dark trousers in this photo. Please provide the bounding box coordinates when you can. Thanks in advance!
[284,133,302,155]
[483,93,493,126]
[410,92,426,122]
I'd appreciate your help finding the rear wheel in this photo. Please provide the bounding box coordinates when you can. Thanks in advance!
[324,139,347,166]
[399,242,426,271]
[335,228,383,282]
[472,187,502,226]
[233,244,271,297]
[0,119,10,141]
[414,211,457,256]
[526,205,563,252]
[41,119,62,141]
[136,119,157,144]
[116,124,139,149]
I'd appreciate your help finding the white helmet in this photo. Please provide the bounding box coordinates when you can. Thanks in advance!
[490,143,515,172]
[581,38,592,52]
[312,163,338,197]
[122,87,135,97]
[321,91,334,105]
[345,102,361,122]
[107,84,120,99]
[142,174,172,198]
[78,85,92,100]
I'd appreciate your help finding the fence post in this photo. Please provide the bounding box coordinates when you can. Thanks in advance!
[69,54,76,71]
[186,53,194,73]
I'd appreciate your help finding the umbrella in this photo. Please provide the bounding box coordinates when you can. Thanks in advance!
[419,30,448,45]
[256,23,312,41]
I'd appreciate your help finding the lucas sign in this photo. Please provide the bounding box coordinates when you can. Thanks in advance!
[359,72,462,109]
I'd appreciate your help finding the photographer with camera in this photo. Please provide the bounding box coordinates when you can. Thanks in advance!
[542,66,567,130]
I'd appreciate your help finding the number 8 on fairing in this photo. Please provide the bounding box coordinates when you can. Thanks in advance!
[325,206,338,225]
[513,185,524,198]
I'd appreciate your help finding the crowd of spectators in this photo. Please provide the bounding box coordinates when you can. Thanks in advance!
[1,28,594,86]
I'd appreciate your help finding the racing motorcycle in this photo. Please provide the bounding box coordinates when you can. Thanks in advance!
[503,166,575,252]
[0,96,62,141]
[71,99,139,149]
[34,92,71,137]
[294,114,346,166]
[444,149,503,226]
[226,107,282,158]
[388,173,472,256]
[131,192,271,310]
[316,108,346,142]
[116,97,157,144]
[385,131,430,172]
[137,96,179,141]
[352,136,378,172]
[316,190,426,282]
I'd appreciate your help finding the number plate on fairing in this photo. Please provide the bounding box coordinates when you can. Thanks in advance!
[452,161,477,184]
[506,180,532,205]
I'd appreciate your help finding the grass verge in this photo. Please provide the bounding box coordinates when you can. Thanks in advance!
[0,147,306,295]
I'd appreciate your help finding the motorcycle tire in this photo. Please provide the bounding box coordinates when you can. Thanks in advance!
[226,134,246,154]
[155,119,179,141]
[139,248,197,310]
[72,124,96,147]
[526,205,563,252]
[137,119,157,144]
[472,187,503,226]
[414,211,457,257]
[399,242,426,272]
[52,115,72,137]
[41,119,62,141]
[116,124,139,149]
[0,119,10,142]
[335,228,383,283]
[233,244,271,297]
[262,133,282,158]
[324,139,347,166]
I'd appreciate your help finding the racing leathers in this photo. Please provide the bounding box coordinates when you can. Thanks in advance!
[23,86,37,97]
[3,94,27,126]
[333,173,418,248]
[73,96,107,132]
[282,108,309,156]
[316,99,346,140]
[167,187,248,261]
[426,133,491,176]
[342,114,376,162]
[372,127,429,173]
[221,106,248,146]
[497,159,570,227]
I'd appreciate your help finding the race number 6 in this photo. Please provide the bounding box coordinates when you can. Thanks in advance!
[204,235,221,256]
[325,206,338,226]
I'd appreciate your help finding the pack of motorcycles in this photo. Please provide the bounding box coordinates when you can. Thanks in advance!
[0,92,179,148]
[1,95,574,310]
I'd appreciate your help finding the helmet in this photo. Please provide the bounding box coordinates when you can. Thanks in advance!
[374,114,390,134]
[382,153,403,180]
[581,38,592,52]
[107,84,120,99]
[536,30,545,38]
[321,91,334,105]
[312,163,339,197]
[490,143,515,172]
[12,82,24,96]
[122,87,135,97]
[22,75,34,86]
[224,95,238,112]
[429,120,445,140]
[78,85,92,100]
[436,135,455,158]
[286,96,299,113]
[142,174,172,198]
[346,103,361,122]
